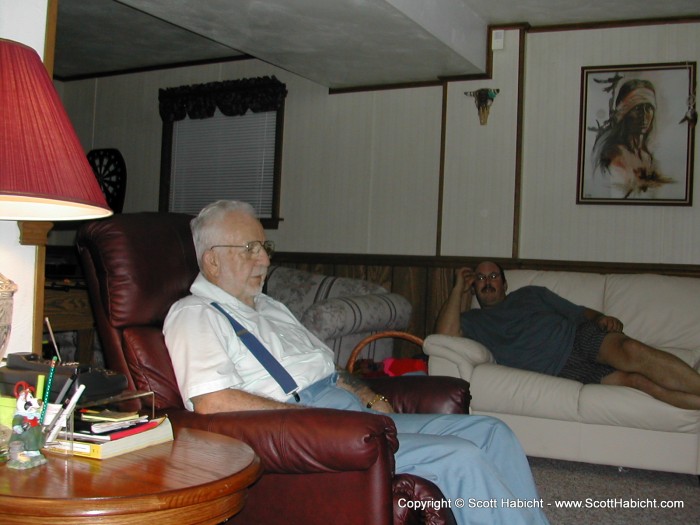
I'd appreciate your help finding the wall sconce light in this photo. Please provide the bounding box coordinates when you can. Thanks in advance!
[464,88,500,125]
[0,38,113,358]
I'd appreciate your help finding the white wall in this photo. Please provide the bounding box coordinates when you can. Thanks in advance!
[277,85,443,255]
[56,21,700,265]
[440,28,521,258]
[520,24,700,263]
[59,59,444,255]
[0,0,48,356]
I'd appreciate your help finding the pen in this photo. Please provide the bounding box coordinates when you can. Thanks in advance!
[39,356,57,425]
[54,372,78,405]
[46,384,86,443]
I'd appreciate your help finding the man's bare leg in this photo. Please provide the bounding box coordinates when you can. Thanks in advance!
[597,332,700,409]
[602,371,700,409]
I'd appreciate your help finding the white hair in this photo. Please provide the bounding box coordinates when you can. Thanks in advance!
[190,200,257,268]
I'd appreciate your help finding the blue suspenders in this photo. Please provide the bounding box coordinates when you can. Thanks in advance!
[210,302,300,401]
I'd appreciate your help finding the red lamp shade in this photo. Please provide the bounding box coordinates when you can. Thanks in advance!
[0,38,112,220]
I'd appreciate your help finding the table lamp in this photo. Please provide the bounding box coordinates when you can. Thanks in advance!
[0,38,113,359]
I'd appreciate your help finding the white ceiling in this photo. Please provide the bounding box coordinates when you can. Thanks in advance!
[54,0,700,88]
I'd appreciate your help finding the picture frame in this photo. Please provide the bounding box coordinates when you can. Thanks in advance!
[577,62,696,205]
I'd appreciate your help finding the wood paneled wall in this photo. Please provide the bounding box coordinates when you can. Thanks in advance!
[273,253,700,358]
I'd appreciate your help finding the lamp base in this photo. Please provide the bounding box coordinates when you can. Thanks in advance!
[0,272,17,360]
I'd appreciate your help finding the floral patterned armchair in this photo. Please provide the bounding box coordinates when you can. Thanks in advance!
[265,265,412,366]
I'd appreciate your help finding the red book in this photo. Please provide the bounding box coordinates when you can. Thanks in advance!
[59,418,163,442]
[104,419,162,440]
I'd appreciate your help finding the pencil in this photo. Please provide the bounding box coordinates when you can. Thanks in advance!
[39,356,58,425]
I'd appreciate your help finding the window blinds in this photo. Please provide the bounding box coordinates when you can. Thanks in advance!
[169,109,276,218]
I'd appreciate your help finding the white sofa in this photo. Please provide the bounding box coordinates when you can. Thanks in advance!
[424,269,700,475]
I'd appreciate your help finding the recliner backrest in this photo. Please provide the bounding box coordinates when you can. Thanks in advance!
[77,212,199,410]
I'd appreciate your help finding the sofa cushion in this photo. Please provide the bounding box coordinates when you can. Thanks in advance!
[663,347,700,369]
[266,265,388,320]
[604,273,700,352]
[578,384,700,433]
[472,365,700,434]
[470,363,582,420]
[300,293,411,341]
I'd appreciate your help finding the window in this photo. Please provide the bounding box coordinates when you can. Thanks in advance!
[159,76,287,228]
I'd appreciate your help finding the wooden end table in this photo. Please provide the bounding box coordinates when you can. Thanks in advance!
[0,427,262,524]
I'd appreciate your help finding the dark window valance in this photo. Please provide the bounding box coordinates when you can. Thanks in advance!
[158,76,287,122]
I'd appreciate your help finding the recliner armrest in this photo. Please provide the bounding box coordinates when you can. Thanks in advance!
[366,375,471,414]
[301,293,412,340]
[166,408,398,474]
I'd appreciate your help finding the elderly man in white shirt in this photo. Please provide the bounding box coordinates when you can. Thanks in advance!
[164,199,549,525]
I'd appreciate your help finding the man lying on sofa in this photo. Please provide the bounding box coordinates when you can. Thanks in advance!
[435,261,700,410]
[163,200,549,525]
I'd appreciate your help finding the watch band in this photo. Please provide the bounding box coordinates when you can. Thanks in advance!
[366,393,389,409]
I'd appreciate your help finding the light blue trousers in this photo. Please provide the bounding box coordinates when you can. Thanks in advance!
[293,375,549,525]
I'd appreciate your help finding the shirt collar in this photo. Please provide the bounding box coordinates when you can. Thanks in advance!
[190,272,270,311]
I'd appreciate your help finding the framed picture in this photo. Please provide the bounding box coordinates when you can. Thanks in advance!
[577,62,696,205]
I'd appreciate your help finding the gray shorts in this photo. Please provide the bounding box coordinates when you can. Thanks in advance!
[558,320,616,384]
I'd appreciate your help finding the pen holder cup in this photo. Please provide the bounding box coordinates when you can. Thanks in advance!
[44,403,67,429]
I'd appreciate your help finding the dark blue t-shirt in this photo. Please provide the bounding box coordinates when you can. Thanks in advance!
[460,286,586,375]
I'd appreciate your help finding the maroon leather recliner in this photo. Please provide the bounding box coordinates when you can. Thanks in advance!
[76,212,470,525]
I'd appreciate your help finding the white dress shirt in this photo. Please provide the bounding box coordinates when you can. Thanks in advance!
[164,273,335,410]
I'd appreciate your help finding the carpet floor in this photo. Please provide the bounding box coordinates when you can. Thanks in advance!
[528,457,699,524]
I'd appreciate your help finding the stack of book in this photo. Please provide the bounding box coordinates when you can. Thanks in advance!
[44,408,173,459]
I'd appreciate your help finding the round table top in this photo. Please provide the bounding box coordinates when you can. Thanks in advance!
[0,427,262,525]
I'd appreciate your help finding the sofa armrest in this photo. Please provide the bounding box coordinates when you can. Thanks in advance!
[423,334,494,381]
[167,408,398,474]
[366,375,471,414]
[301,293,411,340]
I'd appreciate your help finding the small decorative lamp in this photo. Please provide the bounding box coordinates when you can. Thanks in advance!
[0,38,113,358]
